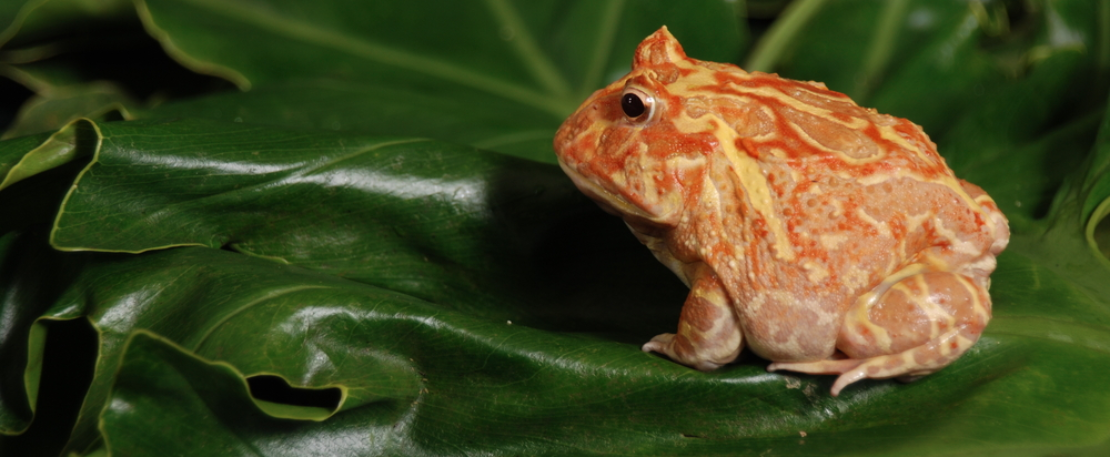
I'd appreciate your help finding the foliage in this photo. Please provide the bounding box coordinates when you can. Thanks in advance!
[1,0,1109,455]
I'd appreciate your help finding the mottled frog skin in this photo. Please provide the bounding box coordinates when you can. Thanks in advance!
[553,27,1010,395]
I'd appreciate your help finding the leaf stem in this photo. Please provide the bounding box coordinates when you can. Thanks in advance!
[743,0,829,73]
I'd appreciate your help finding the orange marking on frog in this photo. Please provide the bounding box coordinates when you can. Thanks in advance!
[553,27,1009,396]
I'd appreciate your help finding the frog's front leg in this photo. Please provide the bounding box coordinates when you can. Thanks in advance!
[642,266,743,371]
[769,264,990,395]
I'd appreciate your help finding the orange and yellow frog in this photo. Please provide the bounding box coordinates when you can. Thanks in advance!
[553,27,1009,396]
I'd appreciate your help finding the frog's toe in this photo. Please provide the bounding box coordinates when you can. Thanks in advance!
[823,350,945,396]
[641,333,675,354]
[642,332,733,371]
[641,269,743,371]
[768,358,870,393]
[768,358,871,396]
[771,328,967,395]
[767,358,865,375]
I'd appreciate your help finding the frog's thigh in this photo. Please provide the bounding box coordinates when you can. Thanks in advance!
[769,269,990,395]
[959,179,1010,255]
[642,268,742,371]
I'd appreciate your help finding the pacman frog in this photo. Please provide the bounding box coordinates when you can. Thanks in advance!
[553,27,1009,395]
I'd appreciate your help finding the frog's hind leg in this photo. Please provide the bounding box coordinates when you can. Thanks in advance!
[768,265,990,396]
[642,267,743,371]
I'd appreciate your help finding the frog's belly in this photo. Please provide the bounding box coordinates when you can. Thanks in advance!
[713,247,879,363]
[733,291,842,362]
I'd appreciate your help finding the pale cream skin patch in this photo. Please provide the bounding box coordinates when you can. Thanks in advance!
[553,27,1010,396]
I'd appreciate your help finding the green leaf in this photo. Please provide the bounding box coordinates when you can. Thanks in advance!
[0,118,96,191]
[0,232,37,435]
[0,129,52,186]
[130,0,746,161]
[0,0,132,49]
[0,72,133,140]
[48,118,602,319]
[0,0,46,48]
[101,331,309,456]
[0,231,88,438]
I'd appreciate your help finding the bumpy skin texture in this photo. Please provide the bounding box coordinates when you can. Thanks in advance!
[553,27,1010,396]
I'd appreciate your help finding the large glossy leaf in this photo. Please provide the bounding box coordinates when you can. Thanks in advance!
[127,0,745,162]
[0,110,1105,454]
[49,118,596,319]
[1,0,1110,456]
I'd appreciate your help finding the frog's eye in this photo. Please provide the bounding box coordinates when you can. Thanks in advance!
[620,88,655,123]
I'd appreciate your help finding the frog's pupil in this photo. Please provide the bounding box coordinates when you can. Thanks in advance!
[622,93,645,118]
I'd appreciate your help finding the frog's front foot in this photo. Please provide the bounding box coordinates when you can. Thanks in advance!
[643,333,728,371]
[769,265,991,396]
[641,269,742,372]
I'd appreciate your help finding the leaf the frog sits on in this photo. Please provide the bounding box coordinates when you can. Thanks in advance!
[553,27,1010,396]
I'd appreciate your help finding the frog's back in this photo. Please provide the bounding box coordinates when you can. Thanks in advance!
[680,59,949,172]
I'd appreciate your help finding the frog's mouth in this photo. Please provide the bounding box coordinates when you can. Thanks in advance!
[557,160,659,222]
